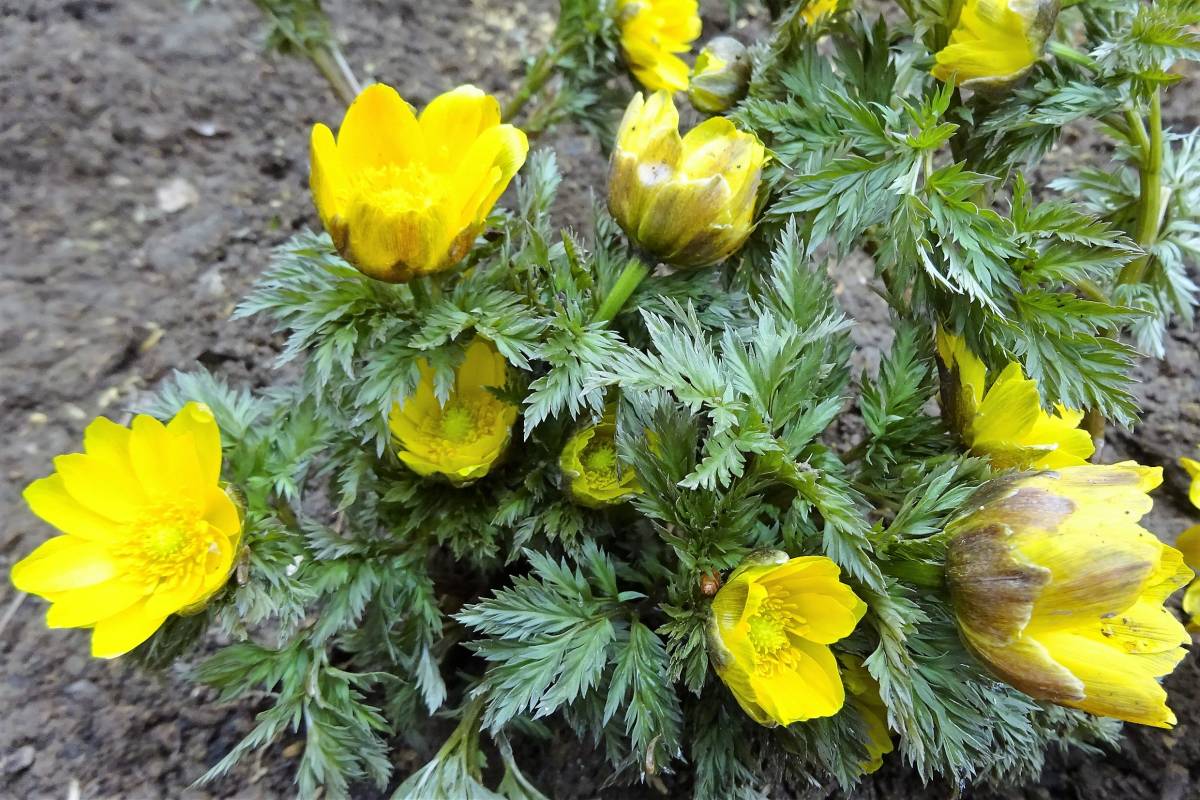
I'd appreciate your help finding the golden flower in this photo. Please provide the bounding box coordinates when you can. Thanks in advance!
[688,36,751,114]
[388,339,518,484]
[615,0,701,92]
[800,0,840,24]
[608,90,766,268]
[10,403,241,659]
[936,330,1094,470]
[945,463,1194,727]
[1176,453,1200,631]
[310,83,529,283]
[931,0,1060,90]
[707,551,867,727]
[838,654,893,774]
[559,411,642,508]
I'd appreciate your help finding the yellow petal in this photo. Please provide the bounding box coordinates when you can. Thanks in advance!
[167,401,223,487]
[23,474,123,541]
[90,600,169,658]
[11,536,118,595]
[749,638,845,724]
[82,416,134,466]
[336,83,424,173]
[456,339,508,393]
[310,123,347,232]
[1181,456,1200,510]
[418,85,502,173]
[1177,525,1200,570]
[450,124,528,227]
[54,452,146,522]
[45,578,146,628]
[130,414,201,499]
[205,487,242,542]
[343,201,449,279]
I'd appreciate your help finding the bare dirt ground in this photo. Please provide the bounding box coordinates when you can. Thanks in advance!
[1,1,1198,798]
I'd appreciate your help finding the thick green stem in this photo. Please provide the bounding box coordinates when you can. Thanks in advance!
[1046,40,1100,72]
[502,40,568,123]
[1119,91,1165,285]
[884,560,945,589]
[592,257,651,325]
[309,41,361,107]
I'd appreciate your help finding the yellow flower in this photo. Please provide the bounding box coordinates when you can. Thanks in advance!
[800,0,840,24]
[936,330,1094,470]
[707,551,867,727]
[688,36,751,114]
[1177,454,1200,631]
[310,83,529,283]
[608,91,766,268]
[945,463,1194,728]
[932,0,1060,90]
[838,654,893,774]
[10,403,241,659]
[615,0,701,92]
[560,411,642,508]
[389,339,518,484]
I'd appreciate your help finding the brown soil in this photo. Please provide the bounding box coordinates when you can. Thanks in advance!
[1,1,1198,798]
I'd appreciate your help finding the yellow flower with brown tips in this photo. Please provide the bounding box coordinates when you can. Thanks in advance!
[707,551,867,727]
[310,83,529,283]
[936,330,1094,470]
[559,411,643,508]
[615,0,701,92]
[388,339,518,485]
[838,654,893,774]
[932,0,1060,90]
[608,90,766,268]
[10,403,242,659]
[945,463,1193,728]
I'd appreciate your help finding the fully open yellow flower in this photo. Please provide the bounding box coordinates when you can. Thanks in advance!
[932,0,1060,90]
[1176,454,1200,630]
[946,464,1193,727]
[707,551,867,727]
[389,339,518,484]
[615,0,701,92]
[10,403,241,659]
[937,330,1094,470]
[310,83,528,283]
[560,411,642,508]
[838,654,893,774]
[609,91,765,268]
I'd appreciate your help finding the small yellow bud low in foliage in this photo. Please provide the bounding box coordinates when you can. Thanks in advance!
[11,403,242,658]
[1175,454,1200,631]
[838,654,893,774]
[608,90,766,268]
[559,411,643,508]
[688,36,751,114]
[936,330,1094,470]
[388,339,518,485]
[615,0,701,92]
[707,551,867,727]
[945,464,1194,728]
[932,0,1060,91]
[309,83,528,283]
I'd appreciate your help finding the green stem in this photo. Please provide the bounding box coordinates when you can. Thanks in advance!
[502,39,568,123]
[883,559,945,589]
[592,257,651,325]
[1046,40,1100,72]
[1119,90,1165,285]
[309,41,361,107]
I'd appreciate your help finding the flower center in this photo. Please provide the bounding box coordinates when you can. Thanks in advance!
[355,162,441,214]
[746,593,805,675]
[117,501,210,580]
[418,390,507,461]
[582,440,620,488]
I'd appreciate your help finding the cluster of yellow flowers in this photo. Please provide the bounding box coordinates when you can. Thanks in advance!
[7,0,1195,776]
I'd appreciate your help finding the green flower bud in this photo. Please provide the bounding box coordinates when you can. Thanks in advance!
[688,37,751,114]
